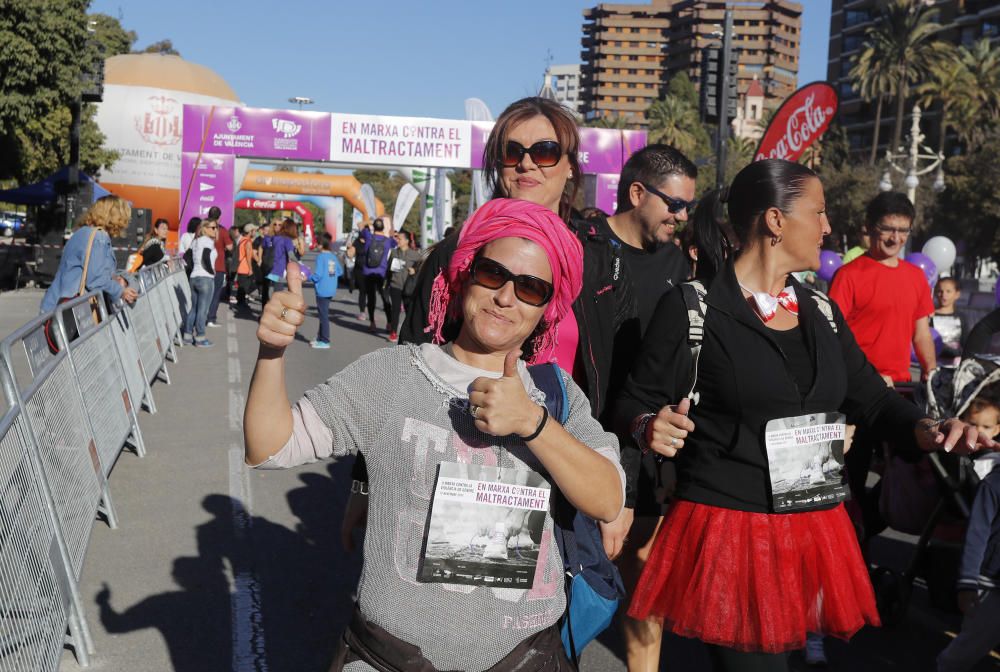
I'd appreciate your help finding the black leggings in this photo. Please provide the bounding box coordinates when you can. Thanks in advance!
[705,645,789,672]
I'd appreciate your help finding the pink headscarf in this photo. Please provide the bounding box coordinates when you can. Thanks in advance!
[425,198,584,364]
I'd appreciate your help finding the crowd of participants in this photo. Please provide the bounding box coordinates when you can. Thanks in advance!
[39,96,1000,672]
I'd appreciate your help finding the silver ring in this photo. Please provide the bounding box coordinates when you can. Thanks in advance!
[470,405,481,419]
[280,307,289,322]
[670,437,678,447]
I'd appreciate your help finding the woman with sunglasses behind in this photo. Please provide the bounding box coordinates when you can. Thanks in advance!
[400,95,636,424]
[244,199,625,671]
[614,159,996,672]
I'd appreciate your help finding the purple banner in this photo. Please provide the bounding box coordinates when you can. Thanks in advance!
[595,174,621,215]
[468,123,646,175]
[179,152,235,230]
[182,105,331,161]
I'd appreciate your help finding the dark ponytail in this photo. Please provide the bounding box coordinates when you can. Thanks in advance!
[682,188,737,283]
[726,159,817,247]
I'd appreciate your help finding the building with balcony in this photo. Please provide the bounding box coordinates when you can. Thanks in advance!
[580,0,803,126]
[543,64,583,116]
[828,0,1000,156]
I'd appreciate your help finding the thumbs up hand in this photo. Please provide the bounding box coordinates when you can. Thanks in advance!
[467,350,542,438]
[645,397,696,458]
[257,261,308,351]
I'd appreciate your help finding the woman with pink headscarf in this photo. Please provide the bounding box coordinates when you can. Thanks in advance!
[244,198,625,671]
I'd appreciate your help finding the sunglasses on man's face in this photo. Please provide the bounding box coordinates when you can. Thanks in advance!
[469,257,554,307]
[640,182,697,215]
[501,140,563,168]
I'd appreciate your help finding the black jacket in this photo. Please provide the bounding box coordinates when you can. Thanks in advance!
[399,218,639,421]
[614,260,926,513]
[958,469,1000,591]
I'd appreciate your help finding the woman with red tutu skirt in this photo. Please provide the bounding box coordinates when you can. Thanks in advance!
[613,159,996,671]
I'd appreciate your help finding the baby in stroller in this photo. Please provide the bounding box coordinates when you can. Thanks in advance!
[938,389,1000,672]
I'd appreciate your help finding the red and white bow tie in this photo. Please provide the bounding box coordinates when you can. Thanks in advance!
[740,284,799,322]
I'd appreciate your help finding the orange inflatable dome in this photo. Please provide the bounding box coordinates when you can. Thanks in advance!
[93,54,242,240]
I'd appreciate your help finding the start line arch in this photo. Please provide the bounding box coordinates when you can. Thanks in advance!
[179,103,647,241]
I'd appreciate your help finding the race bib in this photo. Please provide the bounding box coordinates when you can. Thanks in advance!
[419,462,550,588]
[765,412,847,512]
[390,257,405,273]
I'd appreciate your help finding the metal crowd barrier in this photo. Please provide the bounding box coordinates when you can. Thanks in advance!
[0,259,190,669]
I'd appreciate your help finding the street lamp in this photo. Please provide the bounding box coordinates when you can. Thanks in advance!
[878,104,945,208]
[288,96,314,110]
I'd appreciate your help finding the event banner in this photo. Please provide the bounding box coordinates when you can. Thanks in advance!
[330,113,473,168]
[754,82,838,163]
[469,122,647,174]
[178,152,235,230]
[182,105,332,161]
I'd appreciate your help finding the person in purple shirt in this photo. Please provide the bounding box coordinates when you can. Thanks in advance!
[359,217,397,333]
[265,218,300,289]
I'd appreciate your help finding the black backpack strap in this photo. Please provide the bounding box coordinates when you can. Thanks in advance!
[679,281,708,405]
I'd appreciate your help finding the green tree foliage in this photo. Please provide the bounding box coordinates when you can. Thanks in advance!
[861,0,951,154]
[583,115,632,130]
[89,12,136,56]
[351,169,421,236]
[0,2,131,183]
[933,123,1000,265]
[139,39,179,55]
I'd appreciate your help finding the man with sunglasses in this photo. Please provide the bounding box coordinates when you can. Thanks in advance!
[829,191,937,545]
[592,143,697,672]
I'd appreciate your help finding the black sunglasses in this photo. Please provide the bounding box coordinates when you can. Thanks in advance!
[501,140,563,168]
[470,257,554,307]
[640,182,697,214]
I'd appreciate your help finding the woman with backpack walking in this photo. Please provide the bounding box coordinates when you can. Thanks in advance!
[244,198,624,671]
[615,159,997,671]
[385,230,421,343]
[358,217,396,334]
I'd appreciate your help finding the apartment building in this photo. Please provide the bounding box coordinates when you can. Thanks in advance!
[580,0,803,126]
[828,0,1000,154]
[543,64,583,116]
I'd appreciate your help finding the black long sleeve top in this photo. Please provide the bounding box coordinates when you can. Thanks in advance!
[614,261,927,513]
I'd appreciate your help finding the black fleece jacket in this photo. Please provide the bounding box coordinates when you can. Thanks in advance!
[614,260,927,513]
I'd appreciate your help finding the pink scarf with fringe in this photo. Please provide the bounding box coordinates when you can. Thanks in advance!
[424,198,584,364]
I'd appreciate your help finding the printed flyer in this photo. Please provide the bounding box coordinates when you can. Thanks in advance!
[765,412,847,512]
[419,462,550,588]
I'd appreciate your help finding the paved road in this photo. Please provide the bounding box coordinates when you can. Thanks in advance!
[1,280,994,672]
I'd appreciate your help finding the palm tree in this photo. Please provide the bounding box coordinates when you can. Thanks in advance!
[961,38,1000,142]
[862,0,950,156]
[645,96,701,156]
[850,37,897,165]
[915,47,974,156]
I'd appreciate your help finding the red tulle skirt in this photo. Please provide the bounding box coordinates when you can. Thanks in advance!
[627,500,879,653]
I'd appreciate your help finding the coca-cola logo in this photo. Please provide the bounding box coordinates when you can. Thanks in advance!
[251,199,278,209]
[754,83,839,163]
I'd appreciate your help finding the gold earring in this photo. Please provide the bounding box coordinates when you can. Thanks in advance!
[770,234,782,247]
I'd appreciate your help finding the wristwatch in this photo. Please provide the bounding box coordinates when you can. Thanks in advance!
[631,413,656,455]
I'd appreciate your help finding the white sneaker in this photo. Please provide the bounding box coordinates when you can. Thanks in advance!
[804,633,827,666]
[207,321,220,328]
[482,522,509,560]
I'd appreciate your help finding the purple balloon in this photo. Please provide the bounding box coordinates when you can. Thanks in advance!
[817,250,843,282]
[904,252,938,287]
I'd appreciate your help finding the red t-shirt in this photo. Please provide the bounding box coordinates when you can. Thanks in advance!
[214,225,232,272]
[829,254,934,382]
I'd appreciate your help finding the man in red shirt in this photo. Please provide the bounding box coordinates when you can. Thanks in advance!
[829,191,937,542]
[829,192,937,382]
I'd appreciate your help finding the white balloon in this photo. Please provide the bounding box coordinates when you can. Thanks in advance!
[922,236,956,271]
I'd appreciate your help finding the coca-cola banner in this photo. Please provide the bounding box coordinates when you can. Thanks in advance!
[754,82,838,163]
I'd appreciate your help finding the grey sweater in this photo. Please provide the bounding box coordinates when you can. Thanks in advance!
[256,343,623,671]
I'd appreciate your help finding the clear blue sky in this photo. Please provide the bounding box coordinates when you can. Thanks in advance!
[91,0,831,119]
